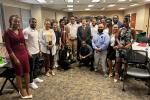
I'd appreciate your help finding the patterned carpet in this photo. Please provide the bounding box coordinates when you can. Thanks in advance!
[0,63,150,100]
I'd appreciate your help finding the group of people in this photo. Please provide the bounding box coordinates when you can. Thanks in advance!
[4,14,136,99]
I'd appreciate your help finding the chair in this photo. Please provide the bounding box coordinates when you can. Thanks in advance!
[0,66,18,95]
[122,50,150,95]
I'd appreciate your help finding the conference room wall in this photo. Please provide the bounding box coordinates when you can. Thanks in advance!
[41,7,68,25]
[73,11,124,22]
[124,5,149,32]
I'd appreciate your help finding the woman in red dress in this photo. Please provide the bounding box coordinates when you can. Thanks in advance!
[4,15,32,99]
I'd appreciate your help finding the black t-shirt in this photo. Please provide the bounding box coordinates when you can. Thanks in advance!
[54,31,61,45]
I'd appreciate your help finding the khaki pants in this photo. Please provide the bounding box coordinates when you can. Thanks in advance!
[69,39,77,59]
[94,51,107,74]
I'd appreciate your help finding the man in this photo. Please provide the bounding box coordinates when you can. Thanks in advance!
[90,17,98,37]
[23,18,43,89]
[67,16,78,61]
[92,23,110,78]
[79,41,94,71]
[113,15,124,28]
[77,18,92,60]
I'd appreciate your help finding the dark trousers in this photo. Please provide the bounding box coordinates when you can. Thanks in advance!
[79,56,93,67]
[42,53,54,73]
[29,53,40,83]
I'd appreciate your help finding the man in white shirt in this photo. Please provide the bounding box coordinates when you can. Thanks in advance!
[90,17,98,37]
[67,16,78,61]
[23,18,43,89]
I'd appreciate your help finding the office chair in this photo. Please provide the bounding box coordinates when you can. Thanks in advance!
[0,66,18,95]
[122,50,150,95]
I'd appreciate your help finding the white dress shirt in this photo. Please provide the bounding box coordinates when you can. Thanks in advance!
[90,24,98,37]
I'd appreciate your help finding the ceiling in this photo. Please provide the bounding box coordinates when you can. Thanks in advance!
[16,0,150,12]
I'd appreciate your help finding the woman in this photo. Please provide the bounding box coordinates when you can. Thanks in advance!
[59,19,69,45]
[39,18,56,76]
[107,24,119,78]
[114,17,135,82]
[52,22,61,68]
[4,15,32,99]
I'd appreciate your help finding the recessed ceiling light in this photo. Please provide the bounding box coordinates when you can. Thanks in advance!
[65,0,73,3]
[67,5,73,7]
[85,8,91,11]
[68,8,73,11]
[145,0,150,2]
[50,0,54,3]
[77,0,79,3]
[92,0,100,3]
[130,4,139,6]
[118,0,126,2]
[88,5,94,7]
[119,8,125,10]
[37,0,46,3]
[107,4,116,7]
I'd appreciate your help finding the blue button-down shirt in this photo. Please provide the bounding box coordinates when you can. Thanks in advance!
[92,32,110,52]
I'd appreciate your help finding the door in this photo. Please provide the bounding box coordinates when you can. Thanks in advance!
[131,13,136,28]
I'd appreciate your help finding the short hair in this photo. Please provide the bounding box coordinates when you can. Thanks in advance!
[70,15,75,19]
[9,15,19,27]
[113,15,119,19]
[29,18,36,23]
[124,15,130,22]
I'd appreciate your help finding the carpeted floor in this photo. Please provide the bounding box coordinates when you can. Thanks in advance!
[0,63,150,100]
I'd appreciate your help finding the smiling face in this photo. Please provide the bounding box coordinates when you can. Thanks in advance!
[9,15,20,30]
[112,24,119,33]
[29,18,37,29]
[92,18,97,26]
[70,16,75,24]
[44,19,51,30]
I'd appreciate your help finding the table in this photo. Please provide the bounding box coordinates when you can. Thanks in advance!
[0,63,7,68]
[132,42,150,59]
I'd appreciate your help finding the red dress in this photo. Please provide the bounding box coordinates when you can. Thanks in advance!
[4,29,30,76]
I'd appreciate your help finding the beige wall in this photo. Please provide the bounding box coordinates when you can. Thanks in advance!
[124,5,149,32]
[41,7,68,24]
[73,11,124,21]
[31,5,43,29]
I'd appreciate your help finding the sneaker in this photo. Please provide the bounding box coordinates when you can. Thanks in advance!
[29,82,38,89]
[33,78,43,83]
[94,68,98,72]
